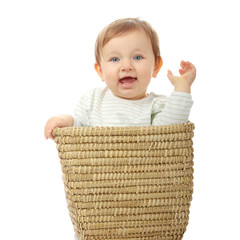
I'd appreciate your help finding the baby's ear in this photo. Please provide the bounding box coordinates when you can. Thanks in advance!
[153,56,163,78]
[94,62,104,82]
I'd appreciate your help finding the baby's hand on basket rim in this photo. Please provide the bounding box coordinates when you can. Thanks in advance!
[44,114,74,140]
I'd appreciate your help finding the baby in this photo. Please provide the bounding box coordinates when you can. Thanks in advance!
[45,18,196,239]
[45,17,196,139]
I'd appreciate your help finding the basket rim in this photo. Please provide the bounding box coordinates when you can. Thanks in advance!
[52,121,194,138]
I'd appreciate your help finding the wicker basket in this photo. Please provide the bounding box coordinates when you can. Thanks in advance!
[53,122,194,240]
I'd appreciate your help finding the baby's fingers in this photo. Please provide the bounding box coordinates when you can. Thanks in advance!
[186,62,196,75]
[179,69,184,75]
[44,128,53,140]
[180,61,196,73]
[180,61,190,72]
[47,129,54,140]
[44,122,55,140]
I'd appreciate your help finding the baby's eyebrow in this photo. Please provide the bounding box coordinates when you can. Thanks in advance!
[104,50,120,56]
[133,48,145,52]
[106,48,146,55]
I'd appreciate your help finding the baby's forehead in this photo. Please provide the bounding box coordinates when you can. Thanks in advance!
[104,29,151,48]
[107,28,148,42]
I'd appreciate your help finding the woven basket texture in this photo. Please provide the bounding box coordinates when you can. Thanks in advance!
[53,122,194,240]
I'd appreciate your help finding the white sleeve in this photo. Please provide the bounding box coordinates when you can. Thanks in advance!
[152,91,193,125]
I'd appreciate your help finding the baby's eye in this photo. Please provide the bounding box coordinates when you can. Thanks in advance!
[133,56,143,61]
[111,57,120,62]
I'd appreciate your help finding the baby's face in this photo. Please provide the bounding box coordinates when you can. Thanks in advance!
[95,30,160,100]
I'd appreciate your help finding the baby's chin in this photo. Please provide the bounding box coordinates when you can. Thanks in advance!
[114,90,147,100]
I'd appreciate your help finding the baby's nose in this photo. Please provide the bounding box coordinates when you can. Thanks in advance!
[121,59,133,71]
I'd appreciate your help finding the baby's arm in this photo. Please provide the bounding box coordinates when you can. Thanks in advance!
[44,114,74,140]
[167,61,196,93]
[152,61,196,125]
[44,89,92,139]
[152,92,193,125]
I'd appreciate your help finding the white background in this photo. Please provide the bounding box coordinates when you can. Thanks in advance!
[1,0,240,239]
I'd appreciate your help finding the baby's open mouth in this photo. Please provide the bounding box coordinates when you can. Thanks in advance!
[119,77,137,89]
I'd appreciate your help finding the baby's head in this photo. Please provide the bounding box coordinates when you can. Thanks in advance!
[95,18,161,66]
[94,18,163,100]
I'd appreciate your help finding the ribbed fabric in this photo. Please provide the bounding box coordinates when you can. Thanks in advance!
[73,87,193,127]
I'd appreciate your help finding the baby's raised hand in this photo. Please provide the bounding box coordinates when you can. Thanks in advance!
[167,61,196,93]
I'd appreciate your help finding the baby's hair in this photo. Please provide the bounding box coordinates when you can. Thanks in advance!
[95,18,160,65]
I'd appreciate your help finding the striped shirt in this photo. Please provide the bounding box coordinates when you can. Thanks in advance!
[73,87,193,127]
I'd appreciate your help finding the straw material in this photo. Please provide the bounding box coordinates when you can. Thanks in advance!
[53,122,194,240]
